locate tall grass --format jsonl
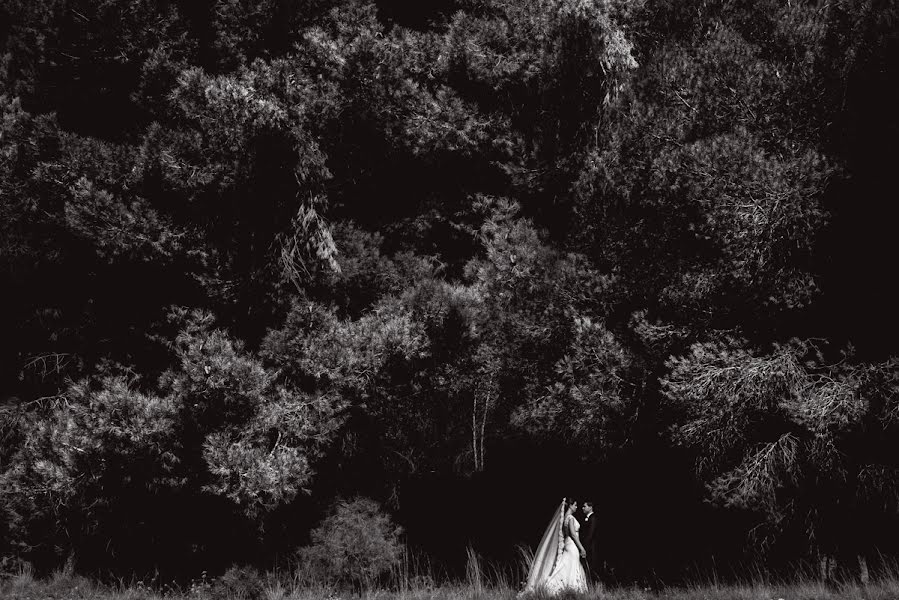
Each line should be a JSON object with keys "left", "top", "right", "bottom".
{"left": 5, "top": 559, "right": 899, "bottom": 600}
{"left": 464, "top": 546, "right": 524, "bottom": 594}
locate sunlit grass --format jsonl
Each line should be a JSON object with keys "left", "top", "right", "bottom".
{"left": 4, "top": 574, "right": 899, "bottom": 600}
{"left": 4, "top": 555, "right": 899, "bottom": 600}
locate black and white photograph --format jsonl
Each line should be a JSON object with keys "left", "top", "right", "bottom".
{"left": 1, "top": 0, "right": 898, "bottom": 598}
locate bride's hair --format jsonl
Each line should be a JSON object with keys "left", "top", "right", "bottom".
{"left": 564, "top": 497, "right": 577, "bottom": 511}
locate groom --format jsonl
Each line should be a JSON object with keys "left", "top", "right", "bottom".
{"left": 579, "top": 500, "right": 600, "bottom": 584}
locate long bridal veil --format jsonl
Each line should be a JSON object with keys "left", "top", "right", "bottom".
{"left": 521, "top": 499, "right": 566, "bottom": 594}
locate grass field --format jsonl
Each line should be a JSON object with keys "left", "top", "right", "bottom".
{"left": 4, "top": 567, "right": 899, "bottom": 600}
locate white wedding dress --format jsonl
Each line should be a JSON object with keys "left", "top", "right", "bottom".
{"left": 521, "top": 502, "right": 589, "bottom": 596}
{"left": 543, "top": 514, "right": 588, "bottom": 594}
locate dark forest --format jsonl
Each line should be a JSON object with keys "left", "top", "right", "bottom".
{"left": 2, "top": 0, "right": 899, "bottom": 589}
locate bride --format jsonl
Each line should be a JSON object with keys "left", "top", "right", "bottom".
{"left": 521, "top": 497, "right": 589, "bottom": 595}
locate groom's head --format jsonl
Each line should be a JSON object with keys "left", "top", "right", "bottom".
{"left": 581, "top": 501, "right": 594, "bottom": 516}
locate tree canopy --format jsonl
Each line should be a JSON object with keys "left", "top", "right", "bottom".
{"left": 2, "top": 0, "right": 898, "bottom": 585}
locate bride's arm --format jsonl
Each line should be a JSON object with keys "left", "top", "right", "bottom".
{"left": 568, "top": 516, "right": 587, "bottom": 558}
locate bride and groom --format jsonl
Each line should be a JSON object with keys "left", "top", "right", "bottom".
{"left": 521, "top": 497, "right": 598, "bottom": 596}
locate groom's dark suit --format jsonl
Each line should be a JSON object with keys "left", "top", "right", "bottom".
{"left": 579, "top": 511, "right": 599, "bottom": 583}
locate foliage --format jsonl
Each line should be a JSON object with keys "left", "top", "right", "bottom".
{"left": 514, "top": 315, "right": 634, "bottom": 452}
{"left": 0, "top": 311, "right": 345, "bottom": 568}
{"left": 162, "top": 310, "right": 345, "bottom": 518}
{"left": 664, "top": 339, "right": 899, "bottom": 556}
{"left": 296, "top": 497, "right": 403, "bottom": 589}
{"left": 0, "top": 376, "right": 180, "bottom": 562}
{"left": 208, "top": 565, "right": 265, "bottom": 600}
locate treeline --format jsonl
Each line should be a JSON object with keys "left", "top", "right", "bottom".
{"left": 1, "top": 0, "right": 898, "bottom": 586}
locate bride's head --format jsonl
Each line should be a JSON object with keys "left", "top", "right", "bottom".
{"left": 564, "top": 497, "right": 577, "bottom": 515}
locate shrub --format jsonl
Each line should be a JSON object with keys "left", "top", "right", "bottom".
{"left": 208, "top": 565, "right": 265, "bottom": 600}
{"left": 0, "top": 566, "right": 95, "bottom": 600}
{"left": 0, "top": 556, "right": 30, "bottom": 580}
{"left": 296, "top": 497, "right": 403, "bottom": 589}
